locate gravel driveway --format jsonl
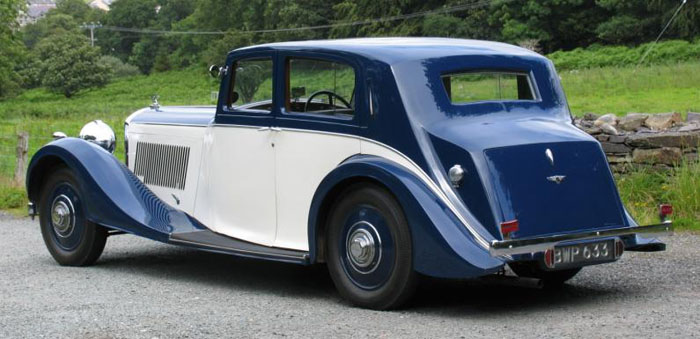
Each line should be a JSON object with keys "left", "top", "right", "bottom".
{"left": 1, "top": 213, "right": 698, "bottom": 338}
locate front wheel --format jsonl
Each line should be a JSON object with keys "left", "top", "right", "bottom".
{"left": 326, "top": 184, "right": 417, "bottom": 310}
{"left": 38, "top": 167, "right": 108, "bottom": 266}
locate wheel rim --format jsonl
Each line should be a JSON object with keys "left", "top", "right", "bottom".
{"left": 346, "top": 222, "right": 382, "bottom": 273}
{"left": 51, "top": 195, "right": 75, "bottom": 238}
{"left": 339, "top": 204, "right": 395, "bottom": 290}
{"left": 47, "top": 183, "right": 85, "bottom": 251}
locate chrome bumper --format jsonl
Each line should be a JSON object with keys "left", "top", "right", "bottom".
{"left": 490, "top": 221, "right": 673, "bottom": 256}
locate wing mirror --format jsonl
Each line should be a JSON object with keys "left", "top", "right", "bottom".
{"left": 209, "top": 65, "right": 223, "bottom": 78}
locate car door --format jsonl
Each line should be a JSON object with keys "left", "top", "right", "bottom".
{"left": 271, "top": 53, "right": 365, "bottom": 251}
{"left": 196, "top": 54, "right": 279, "bottom": 246}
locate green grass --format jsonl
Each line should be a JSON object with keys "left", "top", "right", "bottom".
{"left": 560, "top": 62, "right": 700, "bottom": 116}
{"left": 616, "top": 160, "right": 700, "bottom": 231}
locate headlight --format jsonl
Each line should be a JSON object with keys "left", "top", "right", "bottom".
{"left": 79, "top": 120, "right": 116, "bottom": 153}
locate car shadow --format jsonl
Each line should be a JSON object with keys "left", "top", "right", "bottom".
{"left": 93, "top": 240, "right": 633, "bottom": 315}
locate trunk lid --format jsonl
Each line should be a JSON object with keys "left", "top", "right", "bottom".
{"left": 484, "top": 141, "right": 626, "bottom": 238}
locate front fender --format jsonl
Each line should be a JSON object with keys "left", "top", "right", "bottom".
{"left": 26, "top": 138, "right": 203, "bottom": 242}
{"left": 309, "top": 155, "right": 504, "bottom": 279}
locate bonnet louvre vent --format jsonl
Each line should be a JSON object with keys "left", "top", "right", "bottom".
{"left": 133, "top": 141, "right": 190, "bottom": 190}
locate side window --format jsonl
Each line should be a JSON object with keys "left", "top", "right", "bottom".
{"left": 286, "top": 58, "right": 356, "bottom": 119}
{"left": 230, "top": 58, "right": 273, "bottom": 112}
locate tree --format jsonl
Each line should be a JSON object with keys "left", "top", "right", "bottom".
{"left": 53, "top": 0, "right": 103, "bottom": 23}
{"left": 99, "top": 0, "right": 158, "bottom": 60}
{"left": 21, "top": 13, "right": 81, "bottom": 49}
{"left": 35, "top": 33, "right": 110, "bottom": 97}
{"left": 0, "top": 0, "right": 26, "bottom": 98}
{"left": 490, "top": 0, "right": 608, "bottom": 52}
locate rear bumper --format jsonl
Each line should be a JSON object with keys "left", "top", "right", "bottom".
{"left": 490, "top": 221, "right": 673, "bottom": 256}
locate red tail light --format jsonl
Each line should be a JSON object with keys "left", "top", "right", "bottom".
{"left": 544, "top": 248, "right": 555, "bottom": 269}
{"left": 659, "top": 204, "right": 673, "bottom": 217}
{"left": 500, "top": 219, "right": 519, "bottom": 238}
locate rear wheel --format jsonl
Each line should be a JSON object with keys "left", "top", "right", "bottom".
{"left": 326, "top": 184, "right": 417, "bottom": 310}
{"left": 38, "top": 167, "right": 108, "bottom": 266}
{"left": 509, "top": 262, "right": 581, "bottom": 288}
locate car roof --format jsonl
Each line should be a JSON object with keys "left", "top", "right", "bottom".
{"left": 233, "top": 37, "right": 544, "bottom": 65}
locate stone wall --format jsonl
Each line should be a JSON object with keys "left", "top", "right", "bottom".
{"left": 574, "top": 112, "right": 700, "bottom": 172}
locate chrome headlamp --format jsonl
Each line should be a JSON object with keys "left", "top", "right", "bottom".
{"left": 79, "top": 120, "right": 116, "bottom": 153}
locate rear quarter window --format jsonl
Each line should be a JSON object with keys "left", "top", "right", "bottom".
{"left": 441, "top": 72, "right": 537, "bottom": 104}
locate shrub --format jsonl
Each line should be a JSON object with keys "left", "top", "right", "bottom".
{"left": 549, "top": 40, "right": 700, "bottom": 70}
{"left": 98, "top": 55, "right": 141, "bottom": 79}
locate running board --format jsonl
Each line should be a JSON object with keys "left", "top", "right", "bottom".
{"left": 169, "top": 230, "right": 310, "bottom": 264}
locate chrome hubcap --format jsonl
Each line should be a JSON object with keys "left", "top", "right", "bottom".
{"left": 51, "top": 195, "right": 75, "bottom": 237}
{"left": 346, "top": 222, "right": 382, "bottom": 273}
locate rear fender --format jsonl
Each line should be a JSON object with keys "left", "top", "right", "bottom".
{"left": 26, "top": 138, "right": 204, "bottom": 242}
{"left": 309, "top": 155, "right": 504, "bottom": 279}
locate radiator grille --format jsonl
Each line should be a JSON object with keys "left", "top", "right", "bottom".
{"left": 133, "top": 141, "right": 190, "bottom": 190}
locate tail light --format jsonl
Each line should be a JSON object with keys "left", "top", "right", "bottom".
{"left": 544, "top": 248, "right": 555, "bottom": 269}
{"left": 659, "top": 204, "right": 673, "bottom": 222}
{"left": 500, "top": 219, "right": 519, "bottom": 239}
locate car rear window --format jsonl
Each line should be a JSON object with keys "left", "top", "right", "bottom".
{"left": 441, "top": 71, "right": 536, "bottom": 104}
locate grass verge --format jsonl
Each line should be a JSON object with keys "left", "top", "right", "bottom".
{"left": 616, "top": 159, "right": 700, "bottom": 231}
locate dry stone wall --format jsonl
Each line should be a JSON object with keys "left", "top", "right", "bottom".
{"left": 574, "top": 112, "right": 700, "bottom": 172}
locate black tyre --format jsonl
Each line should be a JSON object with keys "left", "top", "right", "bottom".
{"left": 326, "top": 184, "right": 417, "bottom": 310}
{"left": 509, "top": 262, "right": 581, "bottom": 288}
{"left": 38, "top": 167, "right": 108, "bottom": 266}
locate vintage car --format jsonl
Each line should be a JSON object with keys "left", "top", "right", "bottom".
{"left": 26, "top": 38, "right": 672, "bottom": 310}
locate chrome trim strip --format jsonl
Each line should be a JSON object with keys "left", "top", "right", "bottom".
{"left": 490, "top": 221, "right": 673, "bottom": 256}
{"left": 168, "top": 236, "right": 309, "bottom": 261}
{"left": 132, "top": 121, "right": 211, "bottom": 128}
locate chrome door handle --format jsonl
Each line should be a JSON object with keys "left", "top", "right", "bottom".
{"left": 257, "top": 127, "right": 282, "bottom": 132}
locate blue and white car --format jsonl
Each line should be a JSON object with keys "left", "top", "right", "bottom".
{"left": 27, "top": 38, "right": 672, "bottom": 309}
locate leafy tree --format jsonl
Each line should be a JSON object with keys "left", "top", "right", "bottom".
{"left": 53, "top": 0, "right": 103, "bottom": 23}
{"left": 35, "top": 33, "right": 110, "bottom": 97}
{"left": 21, "top": 13, "right": 81, "bottom": 49}
{"left": 202, "top": 30, "right": 253, "bottom": 66}
{"left": 490, "top": 0, "right": 608, "bottom": 52}
{"left": 649, "top": 0, "right": 700, "bottom": 40}
{"left": 99, "top": 0, "right": 158, "bottom": 60}
{"left": 0, "top": 0, "right": 26, "bottom": 98}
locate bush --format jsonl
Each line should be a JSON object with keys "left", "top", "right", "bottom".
{"left": 98, "top": 55, "right": 141, "bottom": 79}
{"left": 549, "top": 40, "right": 700, "bottom": 70}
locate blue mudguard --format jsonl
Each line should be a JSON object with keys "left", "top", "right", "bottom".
{"left": 309, "top": 155, "right": 505, "bottom": 279}
{"left": 26, "top": 138, "right": 205, "bottom": 242}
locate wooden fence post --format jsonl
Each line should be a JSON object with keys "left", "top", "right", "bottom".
{"left": 14, "top": 132, "right": 28, "bottom": 186}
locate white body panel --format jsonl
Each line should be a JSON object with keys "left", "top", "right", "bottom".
{"left": 273, "top": 129, "right": 360, "bottom": 250}
{"left": 195, "top": 125, "right": 278, "bottom": 246}
{"left": 127, "top": 118, "right": 433, "bottom": 252}
{"left": 126, "top": 123, "right": 206, "bottom": 214}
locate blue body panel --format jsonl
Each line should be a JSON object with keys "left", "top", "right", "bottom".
{"left": 309, "top": 155, "right": 504, "bottom": 279}
{"left": 26, "top": 138, "right": 205, "bottom": 242}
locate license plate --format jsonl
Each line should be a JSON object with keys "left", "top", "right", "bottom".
{"left": 551, "top": 240, "right": 615, "bottom": 269}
